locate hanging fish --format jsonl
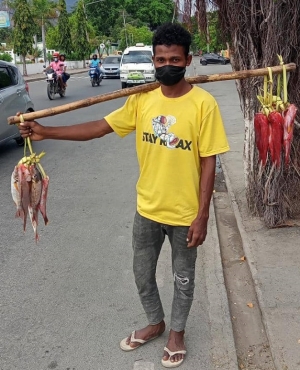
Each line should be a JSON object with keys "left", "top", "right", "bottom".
{"left": 38, "top": 176, "right": 50, "bottom": 226}
{"left": 254, "top": 112, "right": 269, "bottom": 166}
{"left": 268, "top": 111, "right": 284, "bottom": 168}
{"left": 11, "top": 166, "right": 24, "bottom": 219}
{"left": 282, "top": 104, "right": 297, "bottom": 165}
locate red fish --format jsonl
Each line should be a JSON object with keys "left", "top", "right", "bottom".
{"left": 282, "top": 104, "right": 297, "bottom": 165}
{"left": 254, "top": 112, "right": 269, "bottom": 166}
{"left": 29, "top": 164, "right": 43, "bottom": 225}
{"left": 17, "top": 164, "right": 32, "bottom": 231}
{"left": 38, "top": 176, "right": 49, "bottom": 225}
{"left": 268, "top": 111, "right": 284, "bottom": 168}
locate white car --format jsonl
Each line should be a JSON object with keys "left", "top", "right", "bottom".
{"left": 0, "top": 60, "right": 34, "bottom": 146}
{"left": 120, "top": 43, "right": 156, "bottom": 88}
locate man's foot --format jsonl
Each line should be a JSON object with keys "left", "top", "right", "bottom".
{"left": 120, "top": 320, "right": 165, "bottom": 351}
{"left": 162, "top": 329, "right": 186, "bottom": 367}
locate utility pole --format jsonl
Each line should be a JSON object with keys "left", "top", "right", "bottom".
{"left": 206, "top": 17, "right": 210, "bottom": 53}
{"left": 122, "top": 10, "right": 128, "bottom": 48}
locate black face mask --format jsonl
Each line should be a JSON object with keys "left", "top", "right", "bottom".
{"left": 155, "top": 65, "right": 186, "bottom": 86}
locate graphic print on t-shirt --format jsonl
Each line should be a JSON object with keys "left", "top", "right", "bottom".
{"left": 152, "top": 115, "right": 179, "bottom": 149}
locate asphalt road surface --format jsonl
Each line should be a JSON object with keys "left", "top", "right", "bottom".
{"left": 0, "top": 65, "right": 236, "bottom": 370}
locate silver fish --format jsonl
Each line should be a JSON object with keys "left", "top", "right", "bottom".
{"left": 11, "top": 166, "right": 24, "bottom": 219}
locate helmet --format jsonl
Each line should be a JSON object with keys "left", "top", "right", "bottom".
{"left": 53, "top": 52, "right": 60, "bottom": 58}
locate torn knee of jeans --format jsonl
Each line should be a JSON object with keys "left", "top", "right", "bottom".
{"left": 174, "top": 272, "right": 189, "bottom": 285}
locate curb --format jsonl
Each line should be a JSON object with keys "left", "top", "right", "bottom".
{"left": 204, "top": 202, "right": 239, "bottom": 369}
{"left": 25, "top": 70, "right": 87, "bottom": 83}
{"left": 219, "top": 155, "right": 278, "bottom": 369}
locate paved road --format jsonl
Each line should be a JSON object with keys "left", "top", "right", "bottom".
{"left": 0, "top": 65, "right": 237, "bottom": 370}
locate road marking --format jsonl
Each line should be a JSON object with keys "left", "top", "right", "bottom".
{"left": 70, "top": 76, "right": 89, "bottom": 79}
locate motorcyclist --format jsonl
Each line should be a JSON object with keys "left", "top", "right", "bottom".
{"left": 45, "top": 52, "right": 65, "bottom": 89}
{"left": 89, "top": 54, "right": 102, "bottom": 78}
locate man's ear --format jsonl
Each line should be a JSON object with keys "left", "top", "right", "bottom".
{"left": 186, "top": 54, "right": 192, "bottom": 66}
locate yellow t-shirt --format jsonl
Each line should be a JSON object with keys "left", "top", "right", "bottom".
{"left": 105, "top": 86, "right": 230, "bottom": 226}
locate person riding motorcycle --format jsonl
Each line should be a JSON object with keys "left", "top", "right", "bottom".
{"left": 59, "top": 54, "right": 69, "bottom": 87}
{"left": 45, "top": 52, "right": 65, "bottom": 89}
{"left": 89, "top": 54, "right": 102, "bottom": 78}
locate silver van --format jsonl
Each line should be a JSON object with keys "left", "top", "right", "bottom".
{"left": 0, "top": 60, "right": 34, "bottom": 146}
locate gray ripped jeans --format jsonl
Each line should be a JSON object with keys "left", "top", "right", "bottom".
{"left": 132, "top": 212, "right": 197, "bottom": 332}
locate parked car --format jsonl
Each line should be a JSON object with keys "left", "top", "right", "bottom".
{"left": 200, "top": 53, "right": 230, "bottom": 65}
{"left": 102, "top": 56, "right": 121, "bottom": 78}
{"left": 0, "top": 60, "right": 34, "bottom": 146}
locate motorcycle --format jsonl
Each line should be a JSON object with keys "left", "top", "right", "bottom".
{"left": 89, "top": 66, "right": 103, "bottom": 87}
{"left": 44, "top": 67, "right": 66, "bottom": 100}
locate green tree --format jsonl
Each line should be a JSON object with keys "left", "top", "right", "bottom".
{"left": 31, "top": 0, "right": 58, "bottom": 63}
{"left": 0, "top": 28, "right": 14, "bottom": 46}
{"left": 12, "top": 0, "right": 35, "bottom": 75}
{"left": 0, "top": 53, "right": 13, "bottom": 62}
{"left": 73, "top": 0, "right": 90, "bottom": 66}
{"left": 84, "top": 0, "right": 122, "bottom": 37}
{"left": 124, "top": 0, "right": 174, "bottom": 30}
{"left": 45, "top": 26, "right": 60, "bottom": 50}
{"left": 57, "top": 0, "right": 72, "bottom": 54}
{"left": 119, "top": 24, "right": 152, "bottom": 49}
{"left": 207, "top": 11, "right": 224, "bottom": 53}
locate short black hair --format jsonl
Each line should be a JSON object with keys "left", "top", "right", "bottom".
{"left": 152, "top": 22, "right": 191, "bottom": 57}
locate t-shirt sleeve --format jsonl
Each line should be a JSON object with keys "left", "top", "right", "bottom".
{"left": 104, "top": 95, "right": 138, "bottom": 137}
{"left": 198, "top": 101, "right": 230, "bottom": 157}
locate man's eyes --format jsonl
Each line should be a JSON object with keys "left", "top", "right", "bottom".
{"left": 156, "top": 58, "right": 180, "bottom": 63}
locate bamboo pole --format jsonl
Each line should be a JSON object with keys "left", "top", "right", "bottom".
{"left": 7, "top": 63, "right": 296, "bottom": 125}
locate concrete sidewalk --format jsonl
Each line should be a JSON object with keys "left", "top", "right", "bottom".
{"left": 201, "top": 65, "right": 300, "bottom": 370}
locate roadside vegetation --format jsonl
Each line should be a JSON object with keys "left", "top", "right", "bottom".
{"left": 1, "top": 0, "right": 226, "bottom": 68}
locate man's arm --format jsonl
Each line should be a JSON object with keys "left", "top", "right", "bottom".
{"left": 187, "top": 155, "right": 216, "bottom": 247}
{"left": 19, "top": 118, "right": 114, "bottom": 142}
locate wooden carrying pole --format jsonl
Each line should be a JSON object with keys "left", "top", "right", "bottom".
{"left": 7, "top": 63, "right": 296, "bottom": 125}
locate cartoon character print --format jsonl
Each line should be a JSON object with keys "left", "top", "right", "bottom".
{"left": 152, "top": 115, "right": 179, "bottom": 149}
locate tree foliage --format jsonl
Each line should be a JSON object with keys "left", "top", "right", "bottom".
{"left": 0, "top": 53, "right": 13, "bottom": 62}
{"left": 45, "top": 26, "right": 59, "bottom": 50}
{"left": 84, "top": 0, "right": 174, "bottom": 38}
{"left": 57, "top": 0, "right": 72, "bottom": 54}
{"left": 12, "top": 0, "right": 35, "bottom": 74}
{"left": 0, "top": 28, "right": 14, "bottom": 47}
{"left": 31, "top": 0, "right": 58, "bottom": 35}
{"left": 118, "top": 24, "right": 153, "bottom": 49}
{"left": 73, "top": 0, "right": 90, "bottom": 62}
{"left": 188, "top": 13, "right": 225, "bottom": 53}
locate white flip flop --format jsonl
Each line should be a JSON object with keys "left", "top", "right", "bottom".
{"left": 161, "top": 346, "right": 187, "bottom": 368}
{"left": 120, "top": 330, "right": 159, "bottom": 351}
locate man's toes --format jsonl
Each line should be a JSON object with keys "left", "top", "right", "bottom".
{"left": 126, "top": 336, "right": 133, "bottom": 346}
{"left": 163, "top": 352, "right": 169, "bottom": 361}
{"left": 171, "top": 354, "right": 183, "bottom": 363}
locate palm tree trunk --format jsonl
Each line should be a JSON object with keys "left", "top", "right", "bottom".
{"left": 22, "top": 55, "right": 27, "bottom": 76}
{"left": 41, "top": 18, "right": 47, "bottom": 64}
{"left": 34, "top": 35, "right": 38, "bottom": 63}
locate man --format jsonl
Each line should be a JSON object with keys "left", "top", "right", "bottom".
{"left": 89, "top": 54, "right": 102, "bottom": 78}
{"left": 19, "top": 23, "right": 229, "bottom": 368}
{"left": 45, "top": 52, "right": 65, "bottom": 89}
